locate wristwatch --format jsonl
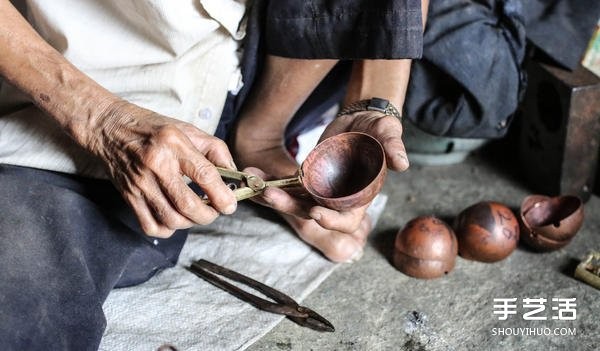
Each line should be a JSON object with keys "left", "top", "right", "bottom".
{"left": 337, "top": 97, "right": 402, "bottom": 119}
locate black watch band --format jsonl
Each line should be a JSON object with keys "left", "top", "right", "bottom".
{"left": 337, "top": 97, "right": 402, "bottom": 119}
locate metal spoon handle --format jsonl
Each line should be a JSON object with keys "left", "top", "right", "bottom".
{"left": 263, "top": 176, "right": 302, "bottom": 189}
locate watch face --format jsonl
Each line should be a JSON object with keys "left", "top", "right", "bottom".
{"left": 368, "top": 97, "right": 390, "bottom": 113}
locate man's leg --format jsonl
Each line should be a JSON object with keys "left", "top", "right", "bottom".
{"left": 233, "top": 56, "right": 338, "bottom": 177}
{"left": 0, "top": 165, "right": 186, "bottom": 350}
{"left": 232, "top": 56, "right": 374, "bottom": 262}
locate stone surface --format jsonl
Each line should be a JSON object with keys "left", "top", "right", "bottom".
{"left": 248, "top": 143, "right": 599, "bottom": 351}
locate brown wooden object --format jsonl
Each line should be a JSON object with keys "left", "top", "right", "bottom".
{"left": 454, "top": 202, "right": 519, "bottom": 263}
{"left": 300, "top": 132, "right": 387, "bottom": 210}
{"left": 393, "top": 216, "right": 458, "bottom": 279}
{"left": 519, "top": 194, "right": 584, "bottom": 251}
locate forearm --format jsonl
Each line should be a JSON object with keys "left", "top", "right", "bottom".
{"left": 344, "top": 0, "right": 429, "bottom": 109}
{"left": 0, "top": 0, "right": 120, "bottom": 149}
{"left": 233, "top": 56, "right": 337, "bottom": 175}
{"left": 237, "top": 56, "right": 337, "bottom": 139}
{"left": 0, "top": 1, "right": 242, "bottom": 235}
{"left": 343, "top": 59, "right": 412, "bottom": 108}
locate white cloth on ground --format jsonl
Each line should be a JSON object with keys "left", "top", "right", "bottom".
{"left": 100, "top": 195, "right": 387, "bottom": 351}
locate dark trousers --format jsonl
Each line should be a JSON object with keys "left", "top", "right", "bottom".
{"left": 0, "top": 165, "right": 187, "bottom": 350}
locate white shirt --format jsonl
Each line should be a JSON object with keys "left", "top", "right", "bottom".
{"left": 0, "top": 0, "right": 246, "bottom": 178}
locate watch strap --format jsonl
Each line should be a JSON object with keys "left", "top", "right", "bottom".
{"left": 337, "top": 97, "right": 402, "bottom": 119}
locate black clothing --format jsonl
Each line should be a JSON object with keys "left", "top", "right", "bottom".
{"left": 403, "top": 0, "right": 600, "bottom": 139}
{"left": 404, "top": 0, "right": 527, "bottom": 138}
{"left": 216, "top": 0, "right": 424, "bottom": 141}
{"left": 523, "top": 0, "right": 600, "bottom": 70}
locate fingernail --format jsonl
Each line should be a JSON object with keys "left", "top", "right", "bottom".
{"left": 309, "top": 210, "right": 322, "bottom": 221}
{"left": 223, "top": 202, "right": 237, "bottom": 215}
{"left": 229, "top": 160, "right": 238, "bottom": 170}
{"left": 345, "top": 248, "right": 364, "bottom": 263}
{"left": 396, "top": 152, "right": 409, "bottom": 168}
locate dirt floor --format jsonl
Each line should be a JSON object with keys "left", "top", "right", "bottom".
{"left": 248, "top": 139, "right": 599, "bottom": 351}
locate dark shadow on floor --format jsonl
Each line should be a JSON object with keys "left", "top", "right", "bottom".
{"left": 559, "top": 257, "right": 581, "bottom": 280}
{"left": 469, "top": 118, "right": 528, "bottom": 190}
{"left": 371, "top": 228, "right": 399, "bottom": 265}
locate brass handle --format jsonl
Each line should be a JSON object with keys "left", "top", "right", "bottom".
{"left": 202, "top": 169, "right": 303, "bottom": 204}
{"left": 263, "top": 176, "right": 302, "bottom": 189}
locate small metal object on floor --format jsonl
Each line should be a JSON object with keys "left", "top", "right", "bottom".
{"left": 575, "top": 251, "right": 600, "bottom": 290}
{"left": 188, "top": 259, "right": 335, "bottom": 332}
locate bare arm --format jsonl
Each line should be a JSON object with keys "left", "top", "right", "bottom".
{"left": 0, "top": 0, "right": 117, "bottom": 147}
{"left": 0, "top": 0, "right": 237, "bottom": 237}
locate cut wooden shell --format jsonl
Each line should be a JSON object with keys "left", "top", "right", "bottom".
{"left": 520, "top": 195, "right": 584, "bottom": 251}
{"left": 393, "top": 216, "right": 458, "bottom": 279}
{"left": 454, "top": 201, "right": 519, "bottom": 262}
{"left": 301, "top": 132, "right": 387, "bottom": 210}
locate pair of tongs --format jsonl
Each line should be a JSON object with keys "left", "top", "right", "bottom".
{"left": 188, "top": 259, "right": 335, "bottom": 332}
{"left": 207, "top": 167, "right": 302, "bottom": 202}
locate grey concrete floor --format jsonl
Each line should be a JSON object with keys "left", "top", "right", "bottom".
{"left": 248, "top": 143, "right": 599, "bottom": 351}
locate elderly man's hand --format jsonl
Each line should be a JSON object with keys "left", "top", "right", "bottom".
{"left": 88, "top": 101, "right": 237, "bottom": 238}
{"left": 320, "top": 110, "right": 409, "bottom": 172}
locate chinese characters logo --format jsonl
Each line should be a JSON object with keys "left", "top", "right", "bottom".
{"left": 493, "top": 297, "right": 577, "bottom": 321}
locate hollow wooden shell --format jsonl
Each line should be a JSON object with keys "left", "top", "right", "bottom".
{"left": 454, "top": 201, "right": 519, "bottom": 263}
{"left": 300, "top": 132, "right": 386, "bottom": 211}
{"left": 520, "top": 195, "right": 584, "bottom": 251}
{"left": 393, "top": 216, "right": 458, "bottom": 279}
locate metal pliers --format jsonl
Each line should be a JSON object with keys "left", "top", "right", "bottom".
{"left": 211, "top": 167, "right": 301, "bottom": 202}
{"left": 189, "top": 259, "right": 335, "bottom": 332}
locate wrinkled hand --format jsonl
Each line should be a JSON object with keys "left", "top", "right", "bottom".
{"left": 87, "top": 101, "right": 237, "bottom": 238}
{"left": 320, "top": 110, "right": 409, "bottom": 172}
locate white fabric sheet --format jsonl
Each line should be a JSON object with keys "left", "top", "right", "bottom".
{"left": 100, "top": 195, "right": 387, "bottom": 351}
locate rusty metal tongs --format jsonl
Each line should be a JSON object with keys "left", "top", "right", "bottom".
{"left": 188, "top": 259, "right": 335, "bottom": 332}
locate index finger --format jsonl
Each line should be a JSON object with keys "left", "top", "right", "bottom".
{"left": 179, "top": 155, "right": 237, "bottom": 215}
